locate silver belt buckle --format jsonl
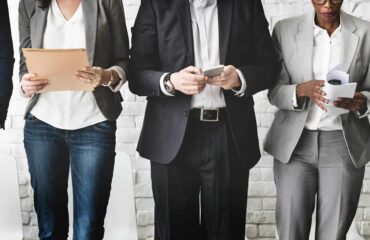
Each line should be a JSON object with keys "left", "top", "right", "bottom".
{"left": 200, "top": 108, "right": 219, "bottom": 122}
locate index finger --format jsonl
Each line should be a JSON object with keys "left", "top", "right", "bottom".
{"left": 22, "top": 73, "right": 37, "bottom": 80}
{"left": 184, "top": 66, "right": 202, "bottom": 75}
{"left": 315, "top": 80, "right": 326, "bottom": 86}
{"left": 183, "top": 73, "right": 207, "bottom": 82}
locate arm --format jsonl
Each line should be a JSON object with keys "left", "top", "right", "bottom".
{"left": 358, "top": 58, "right": 370, "bottom": 117}
{"left": 268, "top": 21, "right": 329, "bottom": 112}
{"left": 106, "top": 0, "right": 129, "bottom": 91}
{"left": 128, "top": 0, "right": 167, "bottom": 97}
{"left": 267, "top": 21, "right": 308, "bottom": 111}
{"left": 334, "top": 60, "right": 370, "bottom": 118}
{"left": 18, "top": 0, "right": 48, "bottom": 98}
{"left": 75, "top": 0, "right": 130, "bottom": 92}
{"left": 19, "top": 0, "right": 32, "bottom": 80}
{"left": 0, "top": 1, "right": 14, "bottom": 128}
{"left": 238, "top": 0, "right": 279, "bottom": 97}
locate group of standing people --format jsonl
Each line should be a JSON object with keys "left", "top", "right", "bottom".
{"left": 0, "top": 0, "right": 369, "bottom": 239}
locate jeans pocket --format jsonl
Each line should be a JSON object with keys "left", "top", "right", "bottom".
{"left": 92, "top": 121, "right": 116, "bottom": 134}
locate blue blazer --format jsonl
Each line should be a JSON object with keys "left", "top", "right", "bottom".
{"left": 0, "top": 1, "right": 14, "bottom": 129}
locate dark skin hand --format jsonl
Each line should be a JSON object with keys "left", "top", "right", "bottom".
{"left": 334, "top": 92, "right": 368, "bottom": 113}
{"left": 296, "top": 80, "right": 329, "bottom": 112}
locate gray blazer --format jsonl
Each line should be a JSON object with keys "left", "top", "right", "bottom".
{"left": 18, "top": 0, "right": 129, "bottom": 121}
{"left": 264, "top": 11, "right": 370, "bottom": 168}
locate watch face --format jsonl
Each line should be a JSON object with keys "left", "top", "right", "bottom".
{"left": 164, "top": 76, "right": 175, "bottom": 94}
{"left": 164, "top": 81, "right": 173, "bottom": 93}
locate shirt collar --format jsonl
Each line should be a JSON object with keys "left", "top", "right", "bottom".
{"left": 312, "top": 11, "right": 342, "bottom": 36}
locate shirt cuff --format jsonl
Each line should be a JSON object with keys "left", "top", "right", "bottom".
{"left": 232, "top": 69, "right": 247, "bottom": 97}
{"left": 293, "top": 85, "right": 298, "bottom": 107}
{"left": 159, "top": 73, "right": 175, "bottom": 97}
{"left": 107, "top": 66, "right": 126, "bottom": 92}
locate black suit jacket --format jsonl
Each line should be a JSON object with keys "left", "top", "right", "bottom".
{"left": 0, "top": 1, "right": 14, "bottom": 129}
{"left": 129, "top": 0, "right": 278, "bottom": 168}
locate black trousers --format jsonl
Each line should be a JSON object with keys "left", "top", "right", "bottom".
{"left": 151, "top": 119, "right": 250, "bottom": 240}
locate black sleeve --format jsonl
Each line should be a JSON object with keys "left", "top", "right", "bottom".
{"left": 128, "top": 0, "right": 167, "bottom": 97}
{"left": 108, "top": 0, "right": 129, "bottom": 74}
{"left": 0, "top": 1, "right": 15, "bottom": 128}
{"left": 238, "top": 0, "right": 279, "bottom": 97}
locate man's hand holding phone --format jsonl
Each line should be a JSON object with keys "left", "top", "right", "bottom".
{"left": 206, "top": 65, "right": 241, "bottom": 90}
{"left": 170, "top": 66, "right": 208, "bottom": 95}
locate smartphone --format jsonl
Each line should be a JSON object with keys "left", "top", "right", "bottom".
{"left": 202, "top": 65, "right": 224, "bottom": 77}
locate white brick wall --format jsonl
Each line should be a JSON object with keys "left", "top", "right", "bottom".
{"left": 3, "top": 0, "right": 370, "bottom": 239}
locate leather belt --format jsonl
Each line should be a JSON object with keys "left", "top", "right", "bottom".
{"left": 189, "top": 108, "right": 227, "bottom": 122}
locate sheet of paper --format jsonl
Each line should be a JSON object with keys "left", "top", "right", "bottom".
{"left": 322, "top": 66, "right": 357, "bottom": 115}
{"left": 23, "top": 48, "right": 94, "bottom": 93}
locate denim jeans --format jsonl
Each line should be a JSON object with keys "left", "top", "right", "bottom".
{"left": 24, "top": 114, "right": 116, "bottom": 240}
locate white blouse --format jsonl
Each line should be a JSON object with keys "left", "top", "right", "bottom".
{"left": 304, "top": 20, "right": 343, "bottom": 131}
{"left": 31, "top": 0, "right": 107, "bottom": 130}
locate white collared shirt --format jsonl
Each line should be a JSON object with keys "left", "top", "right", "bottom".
{"left": 294, "top": 16, "right": 344, "bottom": 131}
{"left": 160, "top": 0, "right": 247, "bottom": 108}
{"left": 31, "top": 0, "right": 107, "bottom": 130}
{"left": 305, "top": 21, "right": 343, "bottom": 130}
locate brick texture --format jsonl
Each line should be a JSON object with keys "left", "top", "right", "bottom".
{"left": 4, "top": 0, "right": 370, "bottom": 239}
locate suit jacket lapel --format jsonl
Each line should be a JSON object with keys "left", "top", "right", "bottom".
{"left": 340, "top": 12, "right": 359, "bottom": 77}
{"left": 218, "top": 0, "right": 233, "bottom": 64}
{"left": 32, "top": 6, "right": 48, "bottom": 48}
{"left": 82, "top": 0, "right": 97, "bottom": 66}
{"left": 296, "top": 13, "right": 314, "bottom": 83}
{"left": 173, "top": 0, "right": 194, "bottom": 65}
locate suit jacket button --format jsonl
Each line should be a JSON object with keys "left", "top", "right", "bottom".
{"left": 184, "top": 110, "right": 189, "bottom": 117}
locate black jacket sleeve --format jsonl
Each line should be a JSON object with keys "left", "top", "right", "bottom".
{"left": 238, "top": 0, "right": 279, "bottom": 97}
{"left": 0, "top": 1, "right": 15, "bottom": 128}
{"left": 128, "top": 0, "right": 167, "bottom": 97}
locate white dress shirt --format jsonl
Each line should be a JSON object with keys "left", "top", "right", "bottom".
{"left": 31, "top": 0, "right": 108, "bottom": 130}
{"left": 294, "top": 18, "right": 343, "bottom": 131}
{"left": 160, "top": 0, "right": 247, "bottom": 109}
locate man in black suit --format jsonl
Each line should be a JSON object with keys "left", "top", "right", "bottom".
{"left": 129, "top": 0, "right": 278, "bottom": 239}
{"left": 0, "top": 1, "right": 14, "bottom": 129}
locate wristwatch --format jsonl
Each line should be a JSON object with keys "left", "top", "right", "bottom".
{"left": 164, "top": 73, "right": 176, "bottom": 95}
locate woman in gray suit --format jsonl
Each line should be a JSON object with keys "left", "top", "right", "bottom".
{"left": 264, "top": 0, "right": 370, "bottom": 239}
{"left": 19, "top": 0, "right": 129, "bottom": 239}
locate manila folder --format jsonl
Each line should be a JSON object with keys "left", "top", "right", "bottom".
{"left": 22, "top": 48, "right": 94, "bottom": 93}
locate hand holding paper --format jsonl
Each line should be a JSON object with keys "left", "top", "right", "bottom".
{"left": 321, "top": 66, "right": 357, "bottom": 114}
{"left": 22, "top": 48, "right": 94, "bottom": 93}
{"left": 21, "top": 73, "right": 49, "bottom": 97}
{"left": 74, "top": 66, "right": 112, "bottom": 88}
{"left": 334, "top": 92, "right": 368, "bottom": 113}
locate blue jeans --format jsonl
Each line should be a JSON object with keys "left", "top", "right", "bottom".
{"left": 24, "top": 114, "right": 116, "bottom": 240}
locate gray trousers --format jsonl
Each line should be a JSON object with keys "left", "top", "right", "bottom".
{"left": 274, "top": 130, "right": 365, "bottom": 240}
